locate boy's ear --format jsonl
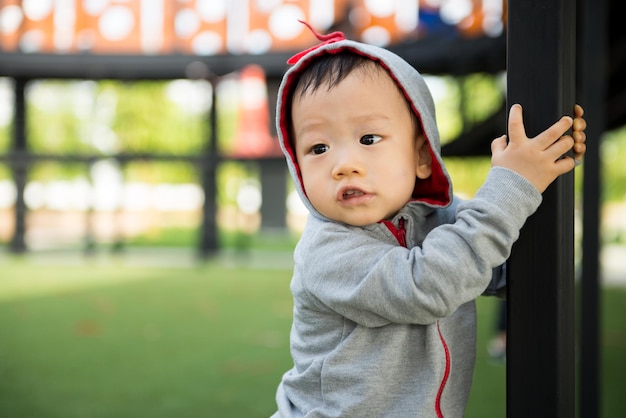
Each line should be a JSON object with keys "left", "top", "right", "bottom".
{"left": 415, "top": 135, "right": 433, "bottom": 179}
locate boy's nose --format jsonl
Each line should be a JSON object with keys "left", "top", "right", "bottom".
{"left": 332, "top": 150, "right": 365, "bottom": 179}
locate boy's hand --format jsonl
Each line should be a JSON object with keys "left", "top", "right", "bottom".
{"left": 491, "top": 104, "right": 586, "bottom": 193}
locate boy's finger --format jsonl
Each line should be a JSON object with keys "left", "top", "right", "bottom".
{"left": 536, "top": 116, "right": 573, "bottom": 147}
{"left": 507, "top": 104, "right": 525, "bottom": 142}
{"left": 554, "top": 154, "right": 577, "bottom": 173}
{"left": 573, "top": 142, "right": 587, "bottom": 158}
{"left": 545, "top": 135, "right": 575, "bottom": 161}
{"left": 573, "top": 141, "right": 587, "bottom": 151}
{"left": 574, "top": 104, "right": 584, "bottom": 118}
{"left": 573, "top": 130, "right": 586, "bottom": 143}
{"left": 491, "top": 135, "right": 507, "bottom": 154}
{"left": 573, "top": 117, "right": 586, "bottom": 132}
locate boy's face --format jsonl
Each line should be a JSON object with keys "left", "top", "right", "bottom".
{"left": 291, "top": 65, "right": 432, "bottom": 226}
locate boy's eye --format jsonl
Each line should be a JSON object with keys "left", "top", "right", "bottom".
{"left": 311, "top": 144, "right": 329, "bottom": 155}
{"left": 360, "top": 134, "right": 382, "bottom": 145}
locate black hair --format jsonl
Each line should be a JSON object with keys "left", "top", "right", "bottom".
{"left": 291, "top": 51, "right": 377, "bottom": 101}
{"left": 288, "top": 50, "right": 420, "bottom": 137}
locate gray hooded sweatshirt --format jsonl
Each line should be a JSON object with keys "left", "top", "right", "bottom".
{"left": 272, "top": 27, "right": 542, "bottom": 418}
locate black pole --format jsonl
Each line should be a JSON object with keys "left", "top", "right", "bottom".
{"left": 10, "top": 78, "right": 28, "bottom": 254}
{"left": 506, "top": 0, "right": 576, "bottom": 417}
{"left": 578, "top": 0, "right": 606, "bottom": 415}
{"left": 199, "top": 77, "right": 219, "bottom": 258}
{"left": 259, "top": 159, "right": 287, "bottom": 231}
{"left": 259, "top": 78, "right": 288, "bottom": 232}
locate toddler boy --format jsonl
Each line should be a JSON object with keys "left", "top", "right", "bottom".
{"left": 272, "top": 25, "right": 586, "bottom": 418}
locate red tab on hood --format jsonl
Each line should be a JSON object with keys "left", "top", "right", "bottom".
{"left": 287, "top": 20, "right": 346, "bottom": 65}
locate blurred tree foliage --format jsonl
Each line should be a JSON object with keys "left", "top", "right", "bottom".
{"left": 443, "top": 156, "right": 491, "bottom": 197}
{"left": 0, "top": 78, "right": 13, "bottom": 153}
{"left": 122, "top": 161, "right": 198, "bottom": 185}
{"left": 436, "top": 73, "right": 504, "bottom": 196}
{"left": 24, "top": 80, "right": 210, "bottom": 155}
{"left": 110, "top": 80, "right": 206, "bottom": 154}
{"left": 217, "top": 161, "right": 258, "bottom": 208}
{"left": 0, "top": 164, "right": 8, "bottom": 180}
{"left": 433, "top": 73, "right": 505, "bottom": 145}
{"left": 602, "top": 125, "right": 626, "bottom": 202}
{"left": 0, "top": 78, "right": 240, "bottom": 184}
{"left": 0, "top": 126, "right": 8, "bottom": 152}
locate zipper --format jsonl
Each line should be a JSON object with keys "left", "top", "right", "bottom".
{"left": 381, "top": 217, "right": 451, "bottom": 417}
{"left": 380, "top": 217, "right": 407, "bottom": 248}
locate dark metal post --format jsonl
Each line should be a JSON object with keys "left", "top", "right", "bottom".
{"left": 259, "top": 159, "right": 287, "bottom": 231}
{"left": 199, "top": 77, "right": 219, "bottom": 258}
{"left": 506, "top": 0, "right": 576, "bottom": 416}
{"left": 10, "top": 78, "right": 28, "bottom": 254}
{"left": 578, "top": 0, "right": 606, "bottom": 415}
{"left": 258, "top": 78, "right": 288, "bottom": 232}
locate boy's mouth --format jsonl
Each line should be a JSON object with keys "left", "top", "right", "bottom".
{"left": 338, "top": 187, "right": 371, "bottom": 203}
{"left": 342, "top": 189, "right": 365, "bottom": 199}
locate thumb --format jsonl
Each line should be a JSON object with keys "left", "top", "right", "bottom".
{"left": 491, "top": 135, "right": 508, "bottom": 155}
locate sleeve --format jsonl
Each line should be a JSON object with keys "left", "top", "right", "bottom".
{"left": 295, "top": 167, "right": 541, "bottom": 327}
{"left": 483, "top": 263, "right": 507, "bottom": 298}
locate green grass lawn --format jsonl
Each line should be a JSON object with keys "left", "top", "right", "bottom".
{"left": 0, "top": 256, "right": 624, "bottom": 417}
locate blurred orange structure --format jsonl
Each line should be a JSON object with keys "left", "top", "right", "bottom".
{"left": 0, "top": 0, "right": 506, "bottom": 55}
{"left": 232, "top": 65, "right": 282, "bottom": 158}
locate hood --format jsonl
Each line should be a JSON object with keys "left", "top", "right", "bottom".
{"left": 276, "top": 23, "right": 453, "bottom": 220}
